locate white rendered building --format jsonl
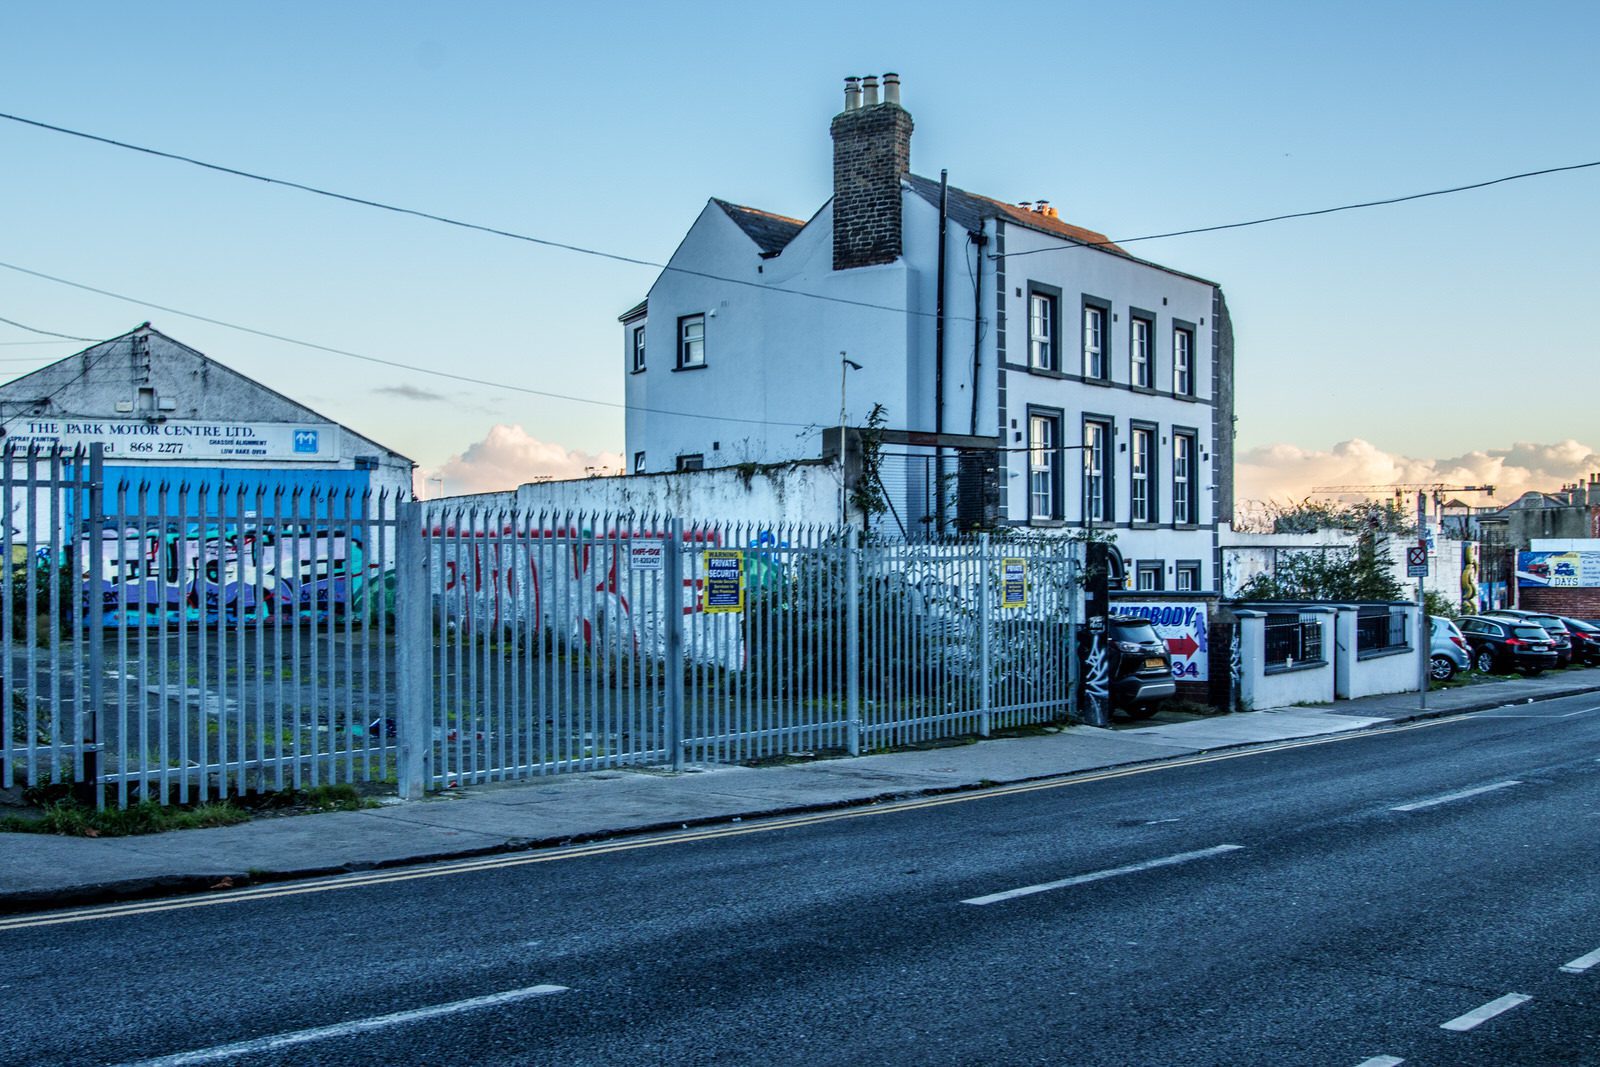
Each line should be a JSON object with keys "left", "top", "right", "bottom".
{"left": 623, "top": 73, "right": 1234, "bottom": 590}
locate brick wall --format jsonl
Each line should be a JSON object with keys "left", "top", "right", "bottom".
{"left": 1518, "top": 586, "right": 1600, "bottom": 620}
{"left": 830, "top": 104, "right": 913, "bottom": 271}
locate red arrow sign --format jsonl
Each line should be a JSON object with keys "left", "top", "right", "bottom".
{"left": 1166, "top": 634, "right": 1200, "bottom": 658}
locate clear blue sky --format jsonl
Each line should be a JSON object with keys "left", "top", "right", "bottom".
{"left": 3, "top": 1, "right": 1596, "bottom": 487}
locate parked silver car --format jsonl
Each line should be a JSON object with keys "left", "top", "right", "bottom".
{"left": 1430, "top": 615, "right": 1470, "bottom": 681}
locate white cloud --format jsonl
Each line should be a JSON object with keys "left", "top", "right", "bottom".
{"left": 1237, "top": 438, "right": 1600, "bottom": 510}
{"left": 420, "top": 425, "right": 624, "bottom": 497}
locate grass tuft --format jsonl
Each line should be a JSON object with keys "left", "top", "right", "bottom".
{"left": 0, "top": 799, "right": 249, "bottom": 837}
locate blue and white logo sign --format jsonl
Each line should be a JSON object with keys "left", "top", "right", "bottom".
{"left": 5, "top": 419, "right": 337, "bottom": 462}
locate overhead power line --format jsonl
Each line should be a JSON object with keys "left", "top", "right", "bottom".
{"left": 1002, "top": 159, "right": 1600, "bottom": 260}
{"left": 4, "top": 110, "right": 1594, "bottom": 277}
{"left": 0, "top": 313, "right": 98, "bottom": 341}
{"left": 0, "top": 110, "right": 954, "bottom": 322}
{"left": 0, "top": 262, "right": 820, "bottom": 431}
{"left": 4, "top": 110, "right": 1594, "bottom": 437}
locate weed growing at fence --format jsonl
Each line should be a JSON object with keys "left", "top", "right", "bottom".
{"left": 6, "top": 561, "right": 77, "bottom": 643}
{"left": 0, "top": 782, "right": 379, "bottom": 835}
{"left": 8, "top": 689, "right": 53, "bottom": 747}
{"left": 0, "top": 798, "right": 250, "bottom": 836}
{"left": 247, "top": 782, "right": 377, "bottom": 814}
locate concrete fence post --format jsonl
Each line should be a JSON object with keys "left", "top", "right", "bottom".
{"left": 1234, "top": 610, "right": 1264, "bottom": 712}
{"left": 1309, "top": 607, "right": 1338, "bottom": 703}
{"left": 1333, "top": 605, "right": 1357, "bottom": 700}
{"left": 395, "top": 500, "right": 432, "bottom": 800}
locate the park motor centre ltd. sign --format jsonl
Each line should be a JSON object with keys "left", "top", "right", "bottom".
{"left": 6, "top": 419, "right": 337, "bottom": 462}
{"left": 1116, "top": 600, "right": 1209, "bottom": 682}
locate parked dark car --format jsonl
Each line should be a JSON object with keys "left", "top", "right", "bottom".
{"left": 1557, "top": 616, "right": 1600, "bottom": 665}
{"left": 1486, "top": 610, "right": 1573, "bottom": 667}
{"left": 1100, "top": 616, "right": 1175, "bottom": 720}
{"left": 1456, "top": 615, "right": 1559, "bottom": 676}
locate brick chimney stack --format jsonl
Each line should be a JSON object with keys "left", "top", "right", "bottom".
{"left": 831, "top": 71, "right": 913, "bottom": 271}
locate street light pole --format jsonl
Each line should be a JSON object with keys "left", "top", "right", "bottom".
{"left": 1417, "top": 490, "right": 1428, "bottom": 711}
{"left": 839, "top": 353, "right": 862, "bottom": 528}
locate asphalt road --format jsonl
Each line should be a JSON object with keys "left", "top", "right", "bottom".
{"left": 4, "top": 694, "right": 1598, "bottom": 1066}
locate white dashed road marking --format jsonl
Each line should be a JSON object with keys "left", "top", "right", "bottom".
{"left": 115, "top": 984, "right": 570, "bottom": 1066}
{"left": 1440, "top": 992, "right": 1532, "bottom": 1032}
{"left": 1391, "top": 780, "right": 1521, "bottom": 812}
{"left": 1353, "top": 1056, "right": 1404, "bottom": 1067}
{"left": 1560, "top": 945, "right": 1600, "bottom": 974}
{"left": 961, "top": 844, "right": 1244, "bottom": 906}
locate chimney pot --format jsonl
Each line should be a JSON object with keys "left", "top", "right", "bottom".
{"left": 882, "top": 72, "right": 901, "bottom": 105}
{"left": 843, "top": 76, "right": 861, "bottom": 111}
{"left": 1036, "top": 199, "right": 1050, "bottom": 214}
{"left": 830, "top": 70, "right": 914, "bottom": 271}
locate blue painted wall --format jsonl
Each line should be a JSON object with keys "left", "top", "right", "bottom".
{"left": 71, "top": 465, "right": 372, "bottom": 521}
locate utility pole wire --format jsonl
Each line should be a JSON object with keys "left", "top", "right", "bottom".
{"left": 4, "top": 111, "right": 1592, "bottom": 271}
{"left": 0, "top": 313, "right": 98, "bottom": 342}
{"left": 0, "top": 111, "right": 956, "bottom": 322}
{"left": 0, "top": 260, "right": 818, "bottom": 430}
{"left": 1000, "top": 159, "right": 1600, "bottom": 260}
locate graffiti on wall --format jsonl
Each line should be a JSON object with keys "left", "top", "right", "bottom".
{"left": 83, "top": 524, "right": 366, "bottom": 626}
{"left": 430, "top": 522, "right": 740, "bottom": 665}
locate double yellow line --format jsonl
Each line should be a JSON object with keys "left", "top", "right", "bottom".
{"left": 0, "top": 713, "right": 1465, "bottom": 932}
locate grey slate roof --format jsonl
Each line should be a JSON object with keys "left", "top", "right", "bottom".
{"left": 903, "top": 173, "right": 1217, "bottom": 287}
{"left": 712, "top": 199, "right": 807, "bottom": 255}
{"left": 903, "top": 173, "right": 1127, "bottom": 252}
{"left": 0, "top": 324, "right": 414, "bottom": 465}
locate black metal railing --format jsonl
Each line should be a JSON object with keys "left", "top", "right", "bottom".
{"left": 1356, "top": 607, "right": 1408, "bottom": 656}
{"left": 1264, "top": 612, "right": 1323, "bottom": 668}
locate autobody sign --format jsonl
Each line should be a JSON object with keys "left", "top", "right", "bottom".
{"left": 1115, "top": 601, "right": 1209, "bottom": 681}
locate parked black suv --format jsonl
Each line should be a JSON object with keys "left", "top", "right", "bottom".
{"left": 1456, "top": 615, "right": 1559, "bottom": 676}
{"left": 1101, "top": 616, "right": 1175, "bottom": 720}
{"left": 1486, "top": 610, "right": 1573, "bottom": 667}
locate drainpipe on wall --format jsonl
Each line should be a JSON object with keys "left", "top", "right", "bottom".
{"left": 969, "top": 224, "right": 986, "bottom": 436}
{"left": 934, "top": 168, "right": 949, "bottom": 537}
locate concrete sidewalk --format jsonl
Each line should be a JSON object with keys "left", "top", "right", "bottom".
{"left": 5, "top": 672, "right": 1598, "bottom": 914}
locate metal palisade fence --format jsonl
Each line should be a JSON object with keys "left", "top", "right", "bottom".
{"left": 1, "top": 445, "right": 402, "bottom": 807}
{"left": 423, "top": 510, "right": 1080, "bottom": 790}
{"left": 1, "top": 447, "right": 1082, "bottom": 808}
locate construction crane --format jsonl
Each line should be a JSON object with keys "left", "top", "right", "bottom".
{"left": 1312, "top": 482, "right": 1498, "bottom": 542}
{"left": 1311, "top": 482, "right": 1496, "bottom": 509}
